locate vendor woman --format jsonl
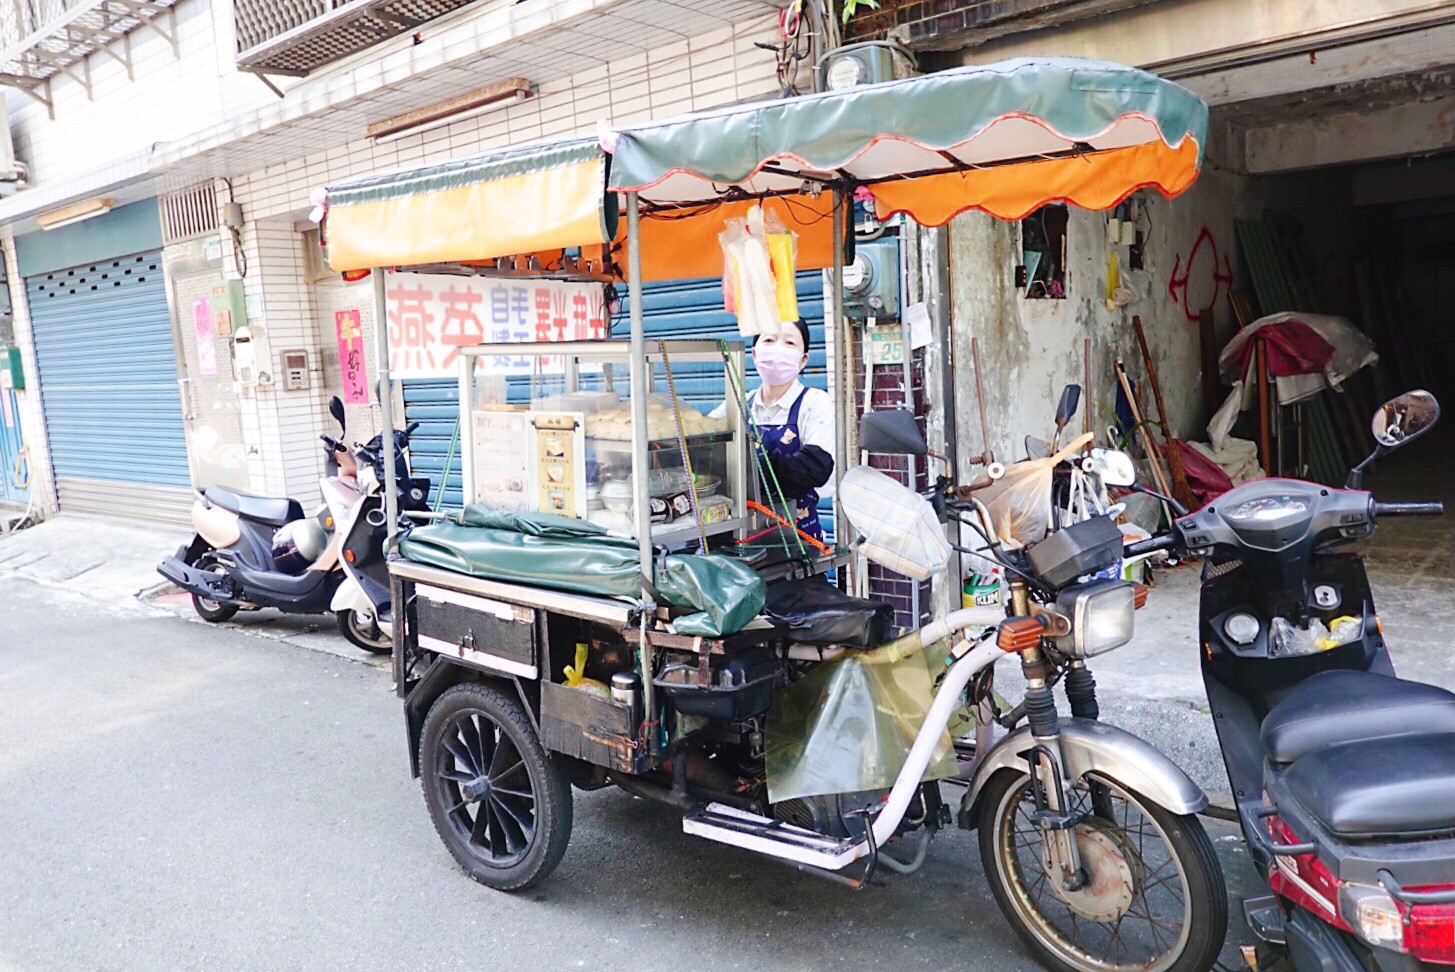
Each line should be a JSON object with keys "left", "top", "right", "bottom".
{"left": 711, "top": 319, "right": 835, "bottom": 544}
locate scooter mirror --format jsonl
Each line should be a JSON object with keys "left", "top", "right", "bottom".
{"left": 1055, "top": 384, "right": 1082, "bottom": 428}
{"left": 1086, "top": 448, "right": 1137, "bottom": 487}
{"left": 1372, "top": 390, "right": 1439, "bottom": 449}
{"left": 860, "top": 409, "right": 928, "bottom": 456}
{"left": 329, "top": 395, "right": 346, "bottom": 430}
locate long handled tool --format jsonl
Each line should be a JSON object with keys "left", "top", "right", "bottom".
{"left": 1115, "top": 359, "right": 1175, "bottom": 506}
{"left": 1132, "top": 316, "right": 1197, "bottom": 511}
{"left": 970, "top": 336, "right": 994, "bottom": 466}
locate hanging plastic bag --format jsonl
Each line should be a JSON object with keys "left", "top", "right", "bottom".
{"left": 976, "top": 433, "right": 1093, "bottom": 546}
{"left": 718, "top": 206, "right": 781, "bottom": 337}
{"left": 762, "top": 205, "right": 799, "bottom": 322}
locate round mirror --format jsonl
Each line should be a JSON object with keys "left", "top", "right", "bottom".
{"left": 328, "top": 395, "right": 346, "bottom": 430}
{"left": 1372, "top": 390, "right": 1439, "bottom": 449}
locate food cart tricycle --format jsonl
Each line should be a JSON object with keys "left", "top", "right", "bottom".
{"left": 318, "top": 57, "right": 1225, "bottom": 972}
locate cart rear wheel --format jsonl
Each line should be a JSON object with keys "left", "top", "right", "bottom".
{"left": 419, "top": 682, "right": 572, "bottom": 891}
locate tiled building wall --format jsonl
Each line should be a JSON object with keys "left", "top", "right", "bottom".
{"left": 5, "top": 0, "right": 276, "bottom": 198}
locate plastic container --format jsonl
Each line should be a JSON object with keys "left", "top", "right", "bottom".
{"left": 653, "top": 646, "right": 777, "bottom": 720}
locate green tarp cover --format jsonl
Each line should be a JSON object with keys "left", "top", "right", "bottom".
{"left": 610, "top": 57, "right": 1207, "bottom": 201}
{"left": 398, "top": 505, "right": 765, "bottom": 637}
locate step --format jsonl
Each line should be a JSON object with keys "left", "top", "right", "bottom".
{"left": 682, "top": 802, "right": 867, "bottom": 871}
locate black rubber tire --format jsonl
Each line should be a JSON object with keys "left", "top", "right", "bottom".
{"left": 189, "top": 551, "right": 238, "bottom": 623}
{"left": 336, "top": 609, "right": 392, "bottom": 654}
{"left": 419, "top": 682, "right": 572, "bottom": 891}
{"left": 977, "top": 769, "right": 1227, "bottom": 972}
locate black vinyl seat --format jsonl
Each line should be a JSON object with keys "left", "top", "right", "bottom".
{"left": 1260, "top": 669, "right": 1455, "bottom": 765}
{"left": 204, "top": 486, "right": 303, "bottom": 527}
{"left": 1284, "top": 732, "right": 1455, "bottom": 838}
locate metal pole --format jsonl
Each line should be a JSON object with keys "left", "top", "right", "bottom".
{"left": 625, "top": 192, "right": 657, "bottom": 752}
{"left": 373, "top": 268, "right": 400, "bottom": 542}
{"left": 830, "top": 188, "right": 855, "bottom": 592}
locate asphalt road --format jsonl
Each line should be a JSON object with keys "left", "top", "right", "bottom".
{"left": 0, "top": 578, "right": 1260, "bottom": 972}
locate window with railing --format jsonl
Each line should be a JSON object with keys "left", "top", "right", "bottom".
{"left": 234, "top": 0, "right": 484, "bottom": 76}
{"left": 0, "top": 0, "right": 183, "bottom": 115}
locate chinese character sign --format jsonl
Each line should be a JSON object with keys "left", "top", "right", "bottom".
{"left": 193, "top": 298, "right": 218, "bottom": 376}
{"left": 334, "top": 309, "right": 369, "bottom": 404}
{"left": 385, "top": 271, "right": 607, "bottom": 379}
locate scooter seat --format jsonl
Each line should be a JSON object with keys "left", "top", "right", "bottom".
{"left": 1260, "top": 669, "right": 1455, "bottom": 765}
{"left": 205, "top": 486, "right": 304, "bottom": 527}
{"left": 1284, "top": 732, "right": 1455, "bottom": 838}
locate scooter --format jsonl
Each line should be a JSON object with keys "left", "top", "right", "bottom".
{"left": 1125, "top": 390, "right": 1454, "bottom": 972}
{"left": 159, "top": 396, "right": 429, "bottom": 653}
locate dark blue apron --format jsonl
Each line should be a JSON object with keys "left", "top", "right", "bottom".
{"left": 754, "top": 387, "right": 825, "bottom": 545}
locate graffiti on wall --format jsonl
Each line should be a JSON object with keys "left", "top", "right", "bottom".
{"left": 1167, "top": 226, "right": 1233, "bottom": 322}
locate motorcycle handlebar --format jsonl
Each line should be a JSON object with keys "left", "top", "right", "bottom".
{"left": 1125, "top": 533, "right": 1177, "bottom": 557}
{"left": 1373, "top": 501, "right": 1445, "bottom": 518}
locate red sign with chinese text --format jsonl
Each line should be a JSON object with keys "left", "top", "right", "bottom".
{"left": 334, "top": 309, "right": 369, "bottom": 404}
{"left": 384, "top": 271, "right": 607, "bottom": 379}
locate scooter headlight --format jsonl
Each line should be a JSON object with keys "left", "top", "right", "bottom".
{"left": 1055, "top": 580, "right": 1135, "bottom": 658}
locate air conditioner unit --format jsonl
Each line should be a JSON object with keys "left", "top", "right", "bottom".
{"left": 0, "top": 122, "right": 29, "bottom": 197}
{"left": 819, "top": 42, "right": 918, "bottom": 92}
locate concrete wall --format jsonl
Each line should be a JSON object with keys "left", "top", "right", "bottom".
{"left": 947, "top": 145, "right": 1248, "bottom": 465}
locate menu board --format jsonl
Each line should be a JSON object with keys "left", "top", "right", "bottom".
{"left": 528, "top": 412, "right": 587, "bottom": 519}
{"left": 470, "top": 409, "right": 530, "bottom": 510}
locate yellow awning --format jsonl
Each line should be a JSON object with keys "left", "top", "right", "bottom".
{"left": 324, "top": 139, "right": 616, "bottom": 273}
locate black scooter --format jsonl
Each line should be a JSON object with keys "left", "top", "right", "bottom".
{"left": 1128, "top": 390, "right": 1454, "bottom": 972}
{"left": 159, "top": 397, "right": 429, "bottom": 651}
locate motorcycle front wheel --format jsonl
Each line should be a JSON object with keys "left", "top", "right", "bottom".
{"left": 336, "top": 609, "right": 392, "bottom": 654}
{"left": 977, "top": 770, "right": 1226, "bottom": 972}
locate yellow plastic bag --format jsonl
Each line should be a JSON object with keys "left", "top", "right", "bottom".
{"left": 767, "top": 231, "right": 799, "bottom": 321}
{"left": 563, "top": 642, "right": 610, "bottom": 698}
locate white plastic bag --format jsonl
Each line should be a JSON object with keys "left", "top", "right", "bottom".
{"left": 718, "top": 205, "right": 780, "bottom": 337}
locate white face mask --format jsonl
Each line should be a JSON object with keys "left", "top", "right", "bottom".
{"left": 754, "top": 342, "right": 804, "bottom": 385}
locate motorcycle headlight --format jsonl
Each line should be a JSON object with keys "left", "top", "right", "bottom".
{"left": 1055, "top": 580, "right": 1136, "bottom": 658}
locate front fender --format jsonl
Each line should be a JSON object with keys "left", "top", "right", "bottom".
{"left": 960, "top": 717, "right": 1207, "bottom": 827}
{"left": 330, "top": 575, "right": 374, "bottom": 616}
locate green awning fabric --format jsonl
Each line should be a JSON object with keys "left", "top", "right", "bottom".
{"left": 609, "top": 57, "right": 1208, "bottom": 216}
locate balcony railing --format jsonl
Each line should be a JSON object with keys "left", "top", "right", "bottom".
{"left": 235, "top": 0, "right": 481, "bottom": 76}
{"left": 0, "top": 0, "right": 184, "bottom": 114}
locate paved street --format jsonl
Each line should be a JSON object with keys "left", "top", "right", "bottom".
{"left": 0, "top": 577, "right": 1261, "bottom": 972}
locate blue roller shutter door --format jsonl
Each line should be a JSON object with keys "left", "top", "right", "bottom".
{"left": 28, "top": 250, "right": 192, "bottom": 522}
{"left": 403, "top": 273, "right": 830, "bottom": 534}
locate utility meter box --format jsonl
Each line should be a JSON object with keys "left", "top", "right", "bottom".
{"left": 0, "top": 346, "right": 23, "bottom": 389}
{"left": 212, "top": 279, "right": 246, "bottom": 336}
{"left": 842, "top": 238, "right": 900, "bottom": 320}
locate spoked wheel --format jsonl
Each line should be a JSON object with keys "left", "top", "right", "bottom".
{"left": 978, "top": 770, "right": 1226, "bottom": 972}
{"left": 335, "top": 609, "right": 392, "bottom": 654}
{"left": 419, "top": 683, "right": 572, "bottom": 890}
{"left": 189, "top": 551, "right": 238, "bottom": 623}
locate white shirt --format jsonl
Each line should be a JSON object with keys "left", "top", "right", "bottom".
{"left": 711, "top": 380, "right": 837, "bottom": 497}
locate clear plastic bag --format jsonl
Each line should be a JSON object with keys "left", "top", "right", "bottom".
{"left": 976, "top": 433, "right": 1092, "bottom": 546}
{"left": 764, "top": 631, "right": 959, "bottom": 803}
{"left": 718, "top": 205, "right": 785, "bottom": 337}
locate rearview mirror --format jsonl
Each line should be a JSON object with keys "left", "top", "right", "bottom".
{"left": 329, "top": 395, "right": 346, "bottom": 430}
{"left": 1372, "top": 390, "right": 1438, "bottom": 449}
{"left": 1085, "top": 448, "right": 1136, "bottom": 487}
{"left": 1055, "top": 384, "right": 1082, "bottom": 428}
{"left": 861, "top": 409, "right": 927, "bottom": 456}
